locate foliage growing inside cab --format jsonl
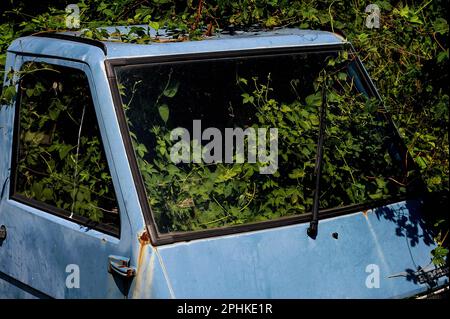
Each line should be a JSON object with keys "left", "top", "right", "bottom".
{"left": 118, "top": 51, "right": 413, "bottom": 233}
{"left": 13, "top": 62, "right": 119, "bottom": 229}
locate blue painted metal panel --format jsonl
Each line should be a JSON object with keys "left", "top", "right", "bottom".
{"left": 0, "top": 272, "right": 41, "bottom": 299}
{"left": 8, "top": 28, "right": 345, "bottom": 62}
{"left": 157, "top": 200, "right": 445, "bottom": 298}
{"left": 103, "top": 28, "right": 345, "bottom": 59}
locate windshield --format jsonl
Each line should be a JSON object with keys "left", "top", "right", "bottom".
{"left": 114, "top": 49, "right": 415, "bottom": 234}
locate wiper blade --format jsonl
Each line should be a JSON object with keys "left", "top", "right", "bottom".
{"left": 307, "top": 84, "right": 327, "bottom": 239}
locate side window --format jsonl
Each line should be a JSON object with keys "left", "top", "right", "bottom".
{"left": 12, "top": 61, "right": 120, "bottom": 234}
{"left": 319, "top": 60, "right": 410, "bottom": 209}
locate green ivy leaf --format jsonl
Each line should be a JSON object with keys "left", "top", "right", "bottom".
{"left": 288, "top": 169, "right": 305, "bottom": 179}
{"left": 305, "top": 92, "right": 322, "bottom": 107}
{"left": 158, "top": 104, "right": 169, "bottom": 123}
{"left": 1, "top": 85, "right": 16, "bottom": 103}
{"left": 437, "top": 50, "right": 449, "bottom": 63}
{"left": 433, "top": 18, "right": 448, "bottom": 35}
{"left": 241, "top": 93, "right": 254, "bottom": 104}
{"left": 399, "top": 5, "right": 409, "bottom": 18}
{"left": 163, "top": 82, "right": 179, "bottom": 98}
{"left": 149, "top": 21, "right": 160, "bottom": 31}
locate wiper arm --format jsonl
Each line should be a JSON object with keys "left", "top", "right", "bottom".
{"left": 307, "top": 85, "right": 327, "bottom": 239}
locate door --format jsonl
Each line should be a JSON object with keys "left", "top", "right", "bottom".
{"left": 0, "top": 56, "right": 133, "bottom": 298}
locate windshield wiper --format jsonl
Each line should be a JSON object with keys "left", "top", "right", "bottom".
{"left": 307, "top": 84, "right": 327, "bottom": 239}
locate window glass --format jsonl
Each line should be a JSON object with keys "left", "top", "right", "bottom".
{"left": 14, "top": 62, "right": 120, "bottom": 232}
{"left": 116, "top": 51, "right": 412, "bottom": 234}
{"left": 320, "top": 63, "right": 409, "bottom": 208}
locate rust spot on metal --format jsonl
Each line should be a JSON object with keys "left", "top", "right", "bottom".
{"left": 362, "top": 210, "right": 370, "bottom": 219}
{"left": 132, "top": 250, "right": 155, "bottom": 298}
{"left": 126, "top": 268, "right": 136, "bottom": 277}
{"left": 137, "top": 245, "right": 144, "bottom": 268}
{"left": 132, "top": 230, "right": 156, "bottom": 298}
{"left": 137, "top": 229, "right": 150, "bottom": 269}
{"left": 139, "top": 230, "right": 150, "bottom": 245}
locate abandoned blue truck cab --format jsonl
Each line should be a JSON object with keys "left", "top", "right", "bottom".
{"left": 0, "top": 26, "right": 448, "bottom": 298}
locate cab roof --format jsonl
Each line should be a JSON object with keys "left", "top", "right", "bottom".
{"left": 8, "top": 26, "right": 347, "bottom": 63}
